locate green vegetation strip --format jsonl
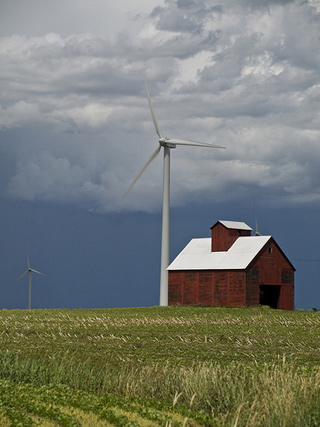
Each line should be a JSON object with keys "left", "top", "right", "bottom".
{"left": 0, "top": 380, "right": 208, "bottom": 426}
{"left": 0, "top": 306, "right": 320, "bottom": 426}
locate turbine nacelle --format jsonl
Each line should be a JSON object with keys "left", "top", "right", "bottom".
{"left": 160, "top": 138, "right": 176, "bottom": 148}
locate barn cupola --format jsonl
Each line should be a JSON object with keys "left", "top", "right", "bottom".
{"left": 211, "top": 220, "right": 252, "bottom": 252}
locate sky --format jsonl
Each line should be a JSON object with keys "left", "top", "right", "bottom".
{"left": 0, "top": 0, "right": 319, "bottom": 310}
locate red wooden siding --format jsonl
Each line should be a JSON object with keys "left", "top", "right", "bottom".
{"left": 211, "top": 222, "right": 251, "bottom": 252}
{"left": 228, "top": 271, "right": 246, "bottom": 306}
{"left": 246, "top": 282, "right": 259, "bottom": 306}
{"left": 246, "top": 266, "right": 260, "bottom": 306}
{"left": 254, "top": 240, "right": 293, "bottom": 285}
{"left": 168, "top": 272, "right": 183, "bottom": 305}
{"left": 199, "top": 271, "right": 213, "bottom": 305}
{"left": 184, "top": 272, "right": 198, "bottom": 305}
{"left": 213, "top": 271, "right": 228, "bottom": 306}
{"left": 168, "top": 270, "right": 247, "bottom": 307}
{"left": 279, "top": 285, "right": 294, "bottom": 310}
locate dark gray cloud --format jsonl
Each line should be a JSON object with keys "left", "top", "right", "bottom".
{"left": 242, "top": 0, "right": 295, "bottom": 10}
{"left": 155, "top": 12, "right": 203, "bottom": 34}
{"left": 0, "top": 0, "right": 319, "bottom": 212}
{"left": 151, "top": 1, "right": 223, "bottom": 34}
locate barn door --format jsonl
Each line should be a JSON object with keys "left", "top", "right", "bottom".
{"left": 259, "top": 285, "right": 280, "bottom": 309}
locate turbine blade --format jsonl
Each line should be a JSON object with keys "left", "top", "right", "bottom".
{"left": 15, "top": 270, "right": 28, "bottom": 283}
{"left": 30, "top": 269, "right": 46, "bottom": 277}
{"left": 167, "top": 138, "right": 226, "bottom": 149}
{"left": 123, "top": 145, "right": 161, "bottom": 199}
{"left": 145, "top": 80, "right": 163, "bottom": 139}
{"left": 27, "top": 250, "right": 30, "bottom": 268}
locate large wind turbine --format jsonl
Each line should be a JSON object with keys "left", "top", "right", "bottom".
{"left": 124, "top": 81, "right": 225, "bottom": 306}
{"left": 15, "top": 251, "right": 46, "bottom": 309}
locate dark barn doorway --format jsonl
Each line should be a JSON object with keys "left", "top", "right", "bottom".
{"left": 259, "top": 285, "right": 280, "bottom": 309}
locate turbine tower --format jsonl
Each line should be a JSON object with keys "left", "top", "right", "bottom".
{"left": 15, "top": 251, "right": 46, "bottom": 309}
{"left": 124, "top": 81, "right": 225, "bottom": 306}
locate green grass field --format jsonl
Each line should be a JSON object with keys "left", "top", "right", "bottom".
{"left": 0, "top": 306, "right": 319, "bottom": 426}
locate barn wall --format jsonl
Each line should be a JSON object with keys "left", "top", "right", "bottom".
{"left": 168, "top": 271, "right": 198, "bottom": 305}
{"left": 246, "top": 266, "right": 260, "bottom": 306}
{"left": 246, "top": 282, "right": 259, "bottom": 306}
{"left": 248, "top": 239, "right": 295, "bottom": 310}
{"left": 228, "top": 271, "right": 246, "bottom": 306}
{"left": 213, "top": 271, "right": 228, "bottom": 305}
{"left": 184, "top": 272, "right": 198, "bottom": 305}
{"left": 168, "top": 272, "right": 183, "bottom": 305}
{"left": 211, "top": 223, "right": 228, "bottom": 252}
{"left": 199, "top": 271, "right": 213, "bottom": 305}
{"left": 168, "top": 270, "right": 246, "bottom": 307}
{"left": 279, "top": 285, "right": 294, "bottom": 310}
{"left": 256, "top": 240, "right": 293, "bottom": 284}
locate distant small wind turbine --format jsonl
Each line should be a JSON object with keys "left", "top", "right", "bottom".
{"left": 124, "top": 81, "right": 225, "bottom": 306}
{"left": 254, "top": 198, "right": 261, "bottom": 236}
{"left": 15, "top": 251, "right": 46, "bottom": 309}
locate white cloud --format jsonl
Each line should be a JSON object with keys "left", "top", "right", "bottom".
{"left": 0, "top": 0, "right": 165, "bottom": 39}
{"left": 1, "top": 0, "right": 320, "bottom": 212}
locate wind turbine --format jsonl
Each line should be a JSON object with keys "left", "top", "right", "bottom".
{"left": 124, "top": 81, "right": 225, "bottom": 306}
{"left": 254, "top": 198, "right": 262, "bottom": 236}
{"left": 15, "top": 251, "right": 46, "bottom": 309}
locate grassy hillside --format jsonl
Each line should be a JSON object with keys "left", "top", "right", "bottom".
{"left": 0, "top": 306, "right": 319, "bottom": 426}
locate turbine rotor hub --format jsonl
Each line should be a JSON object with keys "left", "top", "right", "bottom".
{"left": 159, "top": 138, "right": 176, "bottom": 148}
{"left": 159, "top": 137, "right": 167, "bottom": 146}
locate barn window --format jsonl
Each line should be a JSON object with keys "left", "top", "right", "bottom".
{"left": 268, "top": 247, "right": 273, "bottom": 254}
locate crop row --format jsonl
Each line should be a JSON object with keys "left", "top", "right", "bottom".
{"left": 0, "top": 307, "right": 320, "bottom": 367}
{"left": 1, "top": 307, "right": 320, "bottom": 328}
{"left": 0, "top": 379, "right": 213, "bottom": 427}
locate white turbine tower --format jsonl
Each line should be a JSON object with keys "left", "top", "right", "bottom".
{"left": 15, "top": 251, "right": 46, "bottom": 309}
{"left": 124, "top": 81, "right": 225, "bottom": 306}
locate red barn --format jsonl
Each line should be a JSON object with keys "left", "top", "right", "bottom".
{"left": 168, "top": 220, "right": 295, "bottom": 310}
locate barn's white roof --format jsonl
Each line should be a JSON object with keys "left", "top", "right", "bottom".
{"left": 167, "top": 235, "right": 271, "bottom": 271}
{"left": 216, "top": 220, "right": 252, "bottom": 230}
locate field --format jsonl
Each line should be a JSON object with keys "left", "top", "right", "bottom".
{"left": 0, "top": 306, "right": 320, "bottom": 426}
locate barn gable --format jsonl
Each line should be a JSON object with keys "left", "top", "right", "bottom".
{"left": 168, "top": 220, "right": 295, "bottom": 310}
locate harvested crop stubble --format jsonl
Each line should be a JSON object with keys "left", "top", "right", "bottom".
{"left": 0, "top": 306, "right": 320, "bottom": 426}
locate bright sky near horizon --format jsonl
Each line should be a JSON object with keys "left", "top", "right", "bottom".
{"left": 0, "top": 0, "right": 319, "bottom": 310}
